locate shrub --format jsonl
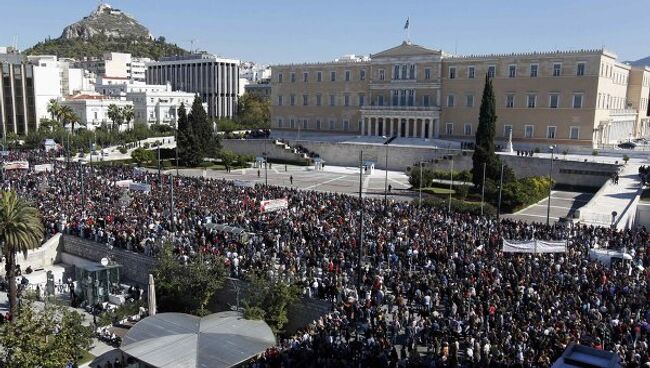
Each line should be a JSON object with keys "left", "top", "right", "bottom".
{"left": 500, "top": 176, "right": 553, "bottom": 212}
{"left": 534, "top": 147, "right": 541, "bottom": 153}
{"left": 143, "top": 142, "right": 150, "bottom": 149}
{"left": 592, "top": 150, "right": 599, "bottom": 156}
{"left": 118, "top": 147, "right": 128, "bottom": 154}
{"left": 419, "top": 196, "right": 497, "bottom": 217}
{"left": 623, "top": 154, "right": 630, "bottom": 163}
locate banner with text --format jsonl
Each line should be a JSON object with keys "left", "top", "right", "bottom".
{"left": 502, "top": 239, "right": 567, "bottom": 253}
{"left": 33, "top": 164, "right": 54, "bottom": 173}
{"left": 260, "top": 198, "right": 289, "bottom": 213}
{"left": 4, "top": 161, "right": 29, "bottom": 170}
{"left": 129, "top": 182, "right": 152, "bottom": 193}
{"left": 115, "top": 180, "right": 134, "bottom": 188}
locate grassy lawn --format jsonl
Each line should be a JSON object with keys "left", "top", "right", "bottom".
{"left": 421, "top": 187, "right": 456, "bottom": 195}
{"left": 78, "top": 350, "right": 95, "bottom": 365}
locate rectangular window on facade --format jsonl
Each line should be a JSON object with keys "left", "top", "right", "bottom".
{"left": 316, "top": 120, "right": 321, "bottom": 129}
{"left": 379, "top": 69, "right": 385, "bottom": 81}
{"left": 423, "top": 95, "right": 430, "bottom": 107}
{"left": 573, "top": 94, "right": 583, "bottom": 108}
{"left": 394, "top": 65, "right": 400, "bottom": 80}
{"left": 506, "top": 94, "right": 515, "bottom": 108}
{"left": 530, "top": 64, "right": 538, "bottom": 77}
{"left": 468, "top": 66, "right": 475, "bottom": 79}
{"left": 344, "top": 120, "right": 349, "bottom": 130}
{"left": 330, "top": 71, "right": 336, "bottom": 81}
{"left": 360, "top": 70, "right": 366, "bottom": 81}
{"left": 549, "top": 94, "right": 559, "bottom": 108}
{"left": 570, "top": 126, "right": 580, "bottom": 139}
{"left": 344, "top": 94, "right": 350, "bottom": 106}
{"left": 303, "top": 72, "right": 308, "bottom": 82}
{"left": 409, "top": 65, "right": 415, "bottom": 79}
{"left": 303, "top": 119, "right": 308, "bottom": 129}
{"left": 316, "top": 94, "right": 322, "bottom": 106}
{"left": 317, "top": 71, "right": 322, "bottom": 82}
{"left": 291, "top": 73, "right": 296, "bottom": 83}
{"left": 278, "top": 119, "right": 283, "bottom": 128}
{"left": 278, "top": 73, "right": 283, "bottom": 83}
{"left": 425, "top": 68, "right": 431, "bottom": 80}
{"left": 547, "top": 126, "right": 557, "bottom": 139}
{"left": 345, "top": 70, "right": 351, "bottom": 81}
{"left": 446, "top": 123, "right": 454, "bottom": 135}
{"left": 503, "top": 125, "right": 513, "bottom": 137}
{"left": 449, "top": 67, "right": 456, "bottom": 79}
{"left": 464, "top": 123, "right": 472, "bottom": 136}
{"left": 553, "top": 63, "right": 562, "bottom": 76}
{"left": 527, "top": 94, "right": 536, "bottom": 108}
{"left": 290, "top": 94, "right": 296, "bottom": 106}
{"left": 278, "top": 95, "right": 283, "bottom": 106}
{"left": 329, "top": 120, "right": 335, "bottom": 130}
{"left": 509, "top": 65, "right": 516, "bottom": 78}
{"left": 378, "top": 95, "right": 384, "bottom": 106}
{"left": 524, "top": 125, "right": 534, "bottom": 138}
{"left": 303, "top": 95, "right": 308, "bottom": 106}
{"left": 487, "top": 65, "right": 496, "bottom": 78}
{"left": 290, "top": 119, "right": 295, "bottom": 128}
{"left": 466, "top": 95, "right": 474, "bottom": 108}
{"left": 392, "top": 91, "right": 399, "bottom": 106}
{"left": 407, "top": 89, "right": 415, "bottom": 106}
{"left": 400, "top": 91, "right": 407, "bottom": 106}
{"left": 358, "top": 93, "right": 365, "bottom": 106}
{"left": 330, "top": 94, "right": 335, "bottom": 106}
{"left": 401, "top": 65, "right": 408, "bottom": 79}
{"left": 577, "top": 63, "right": 585, "bottom": 76}
{"left": 447, "top": 95, "right": 455, "bottom": 107}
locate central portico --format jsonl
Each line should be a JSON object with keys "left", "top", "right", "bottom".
{"left": 360, "top": 107, "right": 440, "bottom": 138}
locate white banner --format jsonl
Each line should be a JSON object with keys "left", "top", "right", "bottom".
{"left": 4, "top": 161, "right": 29, "bottom": 170}
{"left": 260, "top": 198, "right": 288, "bottom": 213}
{"left": 502, "top": 239, "right": 566, "bottom": 253}
{"left": 33, "top": 164, "right": 54, "bottom": 173}
{"left": 115, "top": 179, "right": 134, "bottom": 188}
{"left": 129, "top": 182, "right": 151, "bottom": 193}
{"left": 233, "top": 180, "right": 255, "bottom": 188}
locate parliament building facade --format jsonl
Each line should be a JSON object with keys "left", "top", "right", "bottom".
{"left": 271, "top": 42, "right": 650, "bottom": 149}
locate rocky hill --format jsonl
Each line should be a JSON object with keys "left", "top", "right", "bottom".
{"left": 629, "top": 56, "right": 650, "bottom": 67}
{"left": 24, "top": 3, "right": 187, "bottom": 60}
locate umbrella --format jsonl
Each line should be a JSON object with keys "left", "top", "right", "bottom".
{"left": 148, "top": 274, "right": 157, "bottom": 316}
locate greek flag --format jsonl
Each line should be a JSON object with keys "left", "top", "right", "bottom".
{"left": 404, "top": 17, "right": 410, "bottom": 30}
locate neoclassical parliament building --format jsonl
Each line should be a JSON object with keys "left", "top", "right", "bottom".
{"left": 271, "top": 42, "right": 650, "bottom": 148}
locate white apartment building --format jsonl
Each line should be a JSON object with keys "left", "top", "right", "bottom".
{"left": 61, "top": 93, "right": 133, "bottom": 131}
{"left": 95, "top": 76, "right": 200, "bottom": 125}
{"left": 146, "top": 53, "right": 239, "bottom": 119}
{"left": 74, "top": 52, "right": 150, "bottom": 83}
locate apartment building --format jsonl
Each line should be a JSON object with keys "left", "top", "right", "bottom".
{"left": 146, "top": 53, "right": 239, "bottom": 119}
{"left": 271, "top": 42, "right": 650, "bottom": 149}
{"left": 74, "top": 52, "right": 149, "bottom": 83}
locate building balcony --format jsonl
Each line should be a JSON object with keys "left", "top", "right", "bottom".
{"left": 361, "top": 105, "right": 440, "bottom": 112}
{"left": 609, "top": 109, "right": 637, "bottom": 116}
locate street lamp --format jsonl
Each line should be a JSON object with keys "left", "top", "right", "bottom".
{"left": 382, "top": 136, "right": 389, "bottom": 207}
{"left": 546, "top": 145, "right": 556, "bottom": 226}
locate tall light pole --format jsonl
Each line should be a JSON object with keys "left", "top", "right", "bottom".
{"left": 497, "top": 162, "right": 504, "bottom": 219}
{"left": 546, "top": 145, "right": 555, "bottom": 226}
{"left": 174, "top": 123, "right": 179, "bottom": 176}
{"left": 418, "top": 160, "right": 423, "bottom": 213}
{"left": 480, "top": 162, "right": 486, "bottom": 216}
{"left": 264, "top": 140, "right": 268, "bottom": 186}
{"left": 448, "top": 157, "right": 453, "bottom": 213}
{"left": 80, "top": 163, "right": 86, "bottom": 218}
{"left": 382, "top": 136, "right": 389, "bottom": 207}
{"left": 169, "top": 175, "right": 175, "bottom": 235}
{"left": 357, "top": 150, "right": 364, "bottom": 290}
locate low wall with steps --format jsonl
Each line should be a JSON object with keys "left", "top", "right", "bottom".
{"left": 222, "top": 139, "right": 310, "bottom": 163}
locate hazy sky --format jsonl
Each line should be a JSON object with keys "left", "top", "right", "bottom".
{"left": 2, "top": 0, "right": 649, "bottom": 64}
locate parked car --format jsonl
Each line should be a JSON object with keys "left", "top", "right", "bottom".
{"left": 633, "top": 138, "right": 648, "bottom": 144}
{"left": 618, "top": 141, "right": 637, "bottom": 149}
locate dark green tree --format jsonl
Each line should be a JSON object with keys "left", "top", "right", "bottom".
{"left": 176, "top": 103, "right": 201, "bottom": 167}
{"left": 243, "top": 273, "right": 301, "bottom": 334}
{"left": 472, "top": 75, "right": 501, "bottom": 187}
{"left": 236, "top": 93, "right": 270, "bottom": 129}
{"left": 189, "top": 96, "right": 219, "bottom": 160}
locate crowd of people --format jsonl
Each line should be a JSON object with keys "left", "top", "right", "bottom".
{"left": 2, "top": 152, "right": 648, "bottom": 367}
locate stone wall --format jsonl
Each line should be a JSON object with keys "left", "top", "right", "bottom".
{"left": 222, "top": 139, "right": 309, "bottom": 163}
{"left": 61, "top": 235, "right": 331, "bottom": 334}
{"left": 224, "top": 139, "right": 619, "bottom": 188}
{"left": 0, "top": 233, "right": 62, "bottom": 272}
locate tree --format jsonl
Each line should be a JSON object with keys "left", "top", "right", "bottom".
{"left": 408, "top": 167, "right": 435, "bottom": 189}
{"left": 242, "top": 273, "right": 300, "bottom": 334}
{"left": 131, "top": 147, "right": 155, "bottom": 165}
{"left": 472, "top": 75, "right": 501, "bottom": 187}
{"left": 152, "top": 245, "right": 226, "bottom": 315}
{"left": 46, "top": 99, "right": 63, "bottom": 123}
{"left": 122, "top": 105, "right": 135, "bottom": 130}
{"left": 59, "top": 106, "right": 81, "bottom": 132}
{"left": 0, "top": 191, "right": 44, "bottom": 319}
{"left": 189, "top": 96, "right": 219, "bottom": 159}
{"left": 107, "top": 104, "right": 124, "bottom": 131}
{"left": 0, "top": 299, "right": 93, "bottom": 367}
{"left": 236, "top": 93, "right": 270, "bottom": 129}
{"left": 176, "top": 103, "right": 201, "bottom": 167}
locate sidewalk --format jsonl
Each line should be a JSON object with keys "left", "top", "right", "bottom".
{"left": 577, "top": 164, "right": 643, "bottom": 228}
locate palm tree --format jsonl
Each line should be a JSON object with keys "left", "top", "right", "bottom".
{"left": 122, "top": 105, "right": 134, "bottom": 131}
{"left": 47, "top": 99, "right": 63, "bottom": 123}
{"left": 0, "top": 191, "right": 44, "bottom": 320}
{"left": 60, "top": 106, "right": 80, "bottom": 132}
{"left": 107, "top": 104, "right": 123, "bottom": 131}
